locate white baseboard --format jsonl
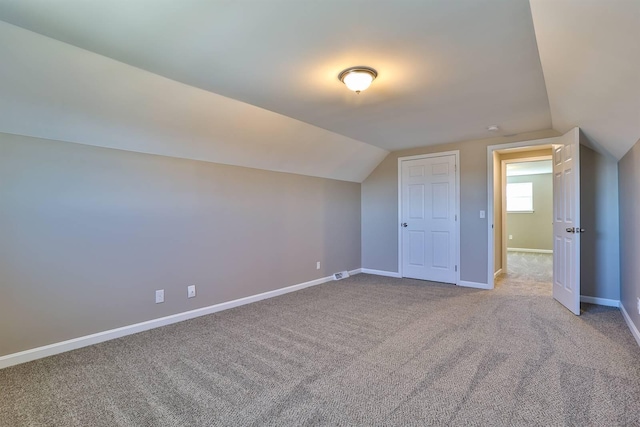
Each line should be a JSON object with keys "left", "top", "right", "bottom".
{"left": 360, "top": 268, "right": 402, "bottom": 278}
{"left": 0, "top": 269, "right": 361, "bottom": 370}
{"left": 580, "top": 296, "right": 620, "bottom": 307}
{"left": 458, "top": 280, "right": 492, "bottom": 290}
{"left": 507, "top": 248, "right": 553, "bottom": 254}
{"left": 494, "top": 269, "right": 503, "bottom": 278}
{"left": 620, "top": 303, "right": 640, "bottom": 348}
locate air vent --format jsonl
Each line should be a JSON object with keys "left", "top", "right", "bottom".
{"left": 333, "top": 271, "right": 350, "bottom": 281}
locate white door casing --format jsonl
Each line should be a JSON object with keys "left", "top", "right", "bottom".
{"left": 399, "top": 153, "right": 458, "bottom": 284}
{"left": 552, "top": 128, "right": 581, "bottom": 315}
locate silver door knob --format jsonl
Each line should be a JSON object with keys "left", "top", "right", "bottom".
{"left": 401, "top": 223, "right": 408, "bottom": 227}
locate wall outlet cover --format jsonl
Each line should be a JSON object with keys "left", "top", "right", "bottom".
{"left": 155, "top": 289, "right": 164, "bottom": 304}
{"left": 188, "top": 285, "right": 196, "bottom": 298}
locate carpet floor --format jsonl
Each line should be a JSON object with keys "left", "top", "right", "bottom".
{"left": 1, "top": 274, "right": 639, "bottom": 426}
{"left": 496, "top": 251, "right": 553, "bottom": 296}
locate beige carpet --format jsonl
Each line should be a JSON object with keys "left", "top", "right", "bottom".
{"left": 496, "top": 251, "right": 553, "bottom": 296}
{"left": 1, "top": 274, "right": 639, "bottom": 426}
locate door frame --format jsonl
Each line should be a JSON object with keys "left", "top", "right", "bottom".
{"left": 487, "top": 136, "right": 558, "bottom": 289}
{"left": 398, "top": 150, "right": 460, "bottom": 284}
{"left": 500, "top": 155, "right": 553, "bottom": 275}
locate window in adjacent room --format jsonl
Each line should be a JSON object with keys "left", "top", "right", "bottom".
{"left": 506, "top": 182, "right": 533, "bottom": 212}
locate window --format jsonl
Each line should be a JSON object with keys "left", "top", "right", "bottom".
{"left": 506, "top": 182, "right": 533, "bottom": 212}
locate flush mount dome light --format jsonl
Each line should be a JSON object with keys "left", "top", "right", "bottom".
{"left": 338, "top": 66, "right": 377, "bottom": 94}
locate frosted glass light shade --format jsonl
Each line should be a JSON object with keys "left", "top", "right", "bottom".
{"left": 339, "top": 67, "right": 377, "bottom": 93}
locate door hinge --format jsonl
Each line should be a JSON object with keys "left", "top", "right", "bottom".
{"left": 455, "top": 265, "right": 458, "bottom": 272}
{"left": 455, "top": 214, "right": 457, "bottom": 221}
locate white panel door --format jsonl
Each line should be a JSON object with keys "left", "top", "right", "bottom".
{"left": 552, "top": 128, "right": 581, "bottom": 315}
{"left": 401, "top": 155, "right": 457, "bottom": 284}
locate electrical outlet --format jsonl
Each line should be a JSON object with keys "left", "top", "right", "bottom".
{"left": 479, "top": 210, "right": 485, "bottom": 219}
{"left": 316, "top": 261, "right": 321, "bottom": 270}
{"left": 509, "top": 235, "right": 513, "bottom": 240}
{"left": 155, "top": 289, "right": 164, "bottom": 304}
{"left": 187, "top": 285, "right": 196, "bottom": 298}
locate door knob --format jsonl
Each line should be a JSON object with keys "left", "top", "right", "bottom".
{"left": 401, "top": 223, "right": 408, "bottom": 227}
{"left": 566, "top": 227, "right": 586, "bottom": 233}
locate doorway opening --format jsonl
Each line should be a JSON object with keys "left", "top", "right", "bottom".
{"left": 488, "top": 129, "right": 581, "bottom": 314}
{"left": 498, "top": 156, "right": 553, "bottom": 293}
{"left": 488, "top": 141, "right": 556, "bottom": 293}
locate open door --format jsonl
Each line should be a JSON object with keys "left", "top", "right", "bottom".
{"left": 552, "top": 128, "right": 581, "bottom": 315}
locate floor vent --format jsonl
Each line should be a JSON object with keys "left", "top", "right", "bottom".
{"left": 333, "top": 271, "right": 350, "bottom": 281}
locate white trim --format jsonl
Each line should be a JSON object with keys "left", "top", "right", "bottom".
{"left": 0, "top": 270, "right": 361, "bottom": 370}
{"left": 494, "top": 268, "right": 503, "bottom": 278}
{"left": 620, "top": 303, "right": 640, "bottom": 347}
{"left": 458, "top": 281, "right": 491, "bottom": 290}
{"left": 398, "top": 150, "right": 460, "bottom": 285}
{"left": 580, "top": 296, "right": 619, "bottom": 307}
{"left": 487, "top": 136, "right": 559, "bottom": 290}
{"left": 360, "top": 268, "right": 402, "bottom": 278}
{"left": 507, "top": 248, "right": 553, "bottom": 254}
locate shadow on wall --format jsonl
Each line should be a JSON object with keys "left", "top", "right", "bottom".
{"left": 579, "top": 143, "right": 620, "bottom": 300}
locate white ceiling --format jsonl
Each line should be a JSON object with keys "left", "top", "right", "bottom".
{"left": 0, "top": 0, "right": 552, "bottom": 152}
{"left": 530, "top": 0, "right": 640, "bottom": 159}
{"left": 0, "top": 21, "right": 387, "bottom": 182}
{"left": 0, "top": 0, "right": 637, "bottom": 181}
{"left": 506, "top": 160, "right": 552, "bottom": 177}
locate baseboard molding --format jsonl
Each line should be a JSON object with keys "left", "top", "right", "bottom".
{"left": 360, "top": 268, "right": 402, "bottom": 278}
{"left": 580, "top": 296, "right": 620, "bottom": 307}
{"left": 507, "top": 248, "right": 553, "bottom": 254}
{"left": 458, "top": 280, "right": 492, "bottom": 290}
{"left": 620, "top": 303, "right": 640, "bottom": 348}
{"left": 494, "top": 269, "right": 503, "bottom": 278}
{"left": 0, "top": 269, "right": 361, "bottom": 370}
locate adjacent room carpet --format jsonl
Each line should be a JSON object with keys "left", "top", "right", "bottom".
{"left": 1, "top": 273, "right": 639, "bottom": 426}
{"left": 496, "top": 251, "right": 554, "bottom": 295}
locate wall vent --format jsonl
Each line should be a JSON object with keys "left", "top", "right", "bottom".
{"left": 333, "top": 271, "right": 350, "bottom": 281}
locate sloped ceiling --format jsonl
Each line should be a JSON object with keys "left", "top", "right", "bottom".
{"left": 0, "top": 0, "right": 551, "bottom": 181}
{"left": 0, "top": 0, "right": 636, "bottom": 180}
{"left": 0, "top": 21, "right": 387, "bottom": 182}
{"left": 530, "top": 0, "right": 640, "bottom": 159}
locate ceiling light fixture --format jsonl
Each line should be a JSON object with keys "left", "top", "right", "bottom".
{"left": 338, "top": 66, "right": 377, "bottom": 94}
{"left": 487, "top": 125, "right": 500, "bottom": 132}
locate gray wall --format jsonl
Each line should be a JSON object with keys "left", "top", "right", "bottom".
{"left": 361, "top": 129, "right": 560, "bottom": 284}
{"left": 580, "top": 144, "right": 620, "bottom": 301}
{"left": 618, "top": 138, "right": 640, "bottom": 331}
{"left": 0, "top": 133, "right": 361, "bottom": 357}
{"left": 361, "top": 129, "right": 621, "bottom": 300}
{"left": 506, "top": 173, "right": 553, "bottom": 251}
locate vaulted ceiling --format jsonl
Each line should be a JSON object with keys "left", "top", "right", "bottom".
{"left": 0, "top": 0, "right": 637, "bottom": 182}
